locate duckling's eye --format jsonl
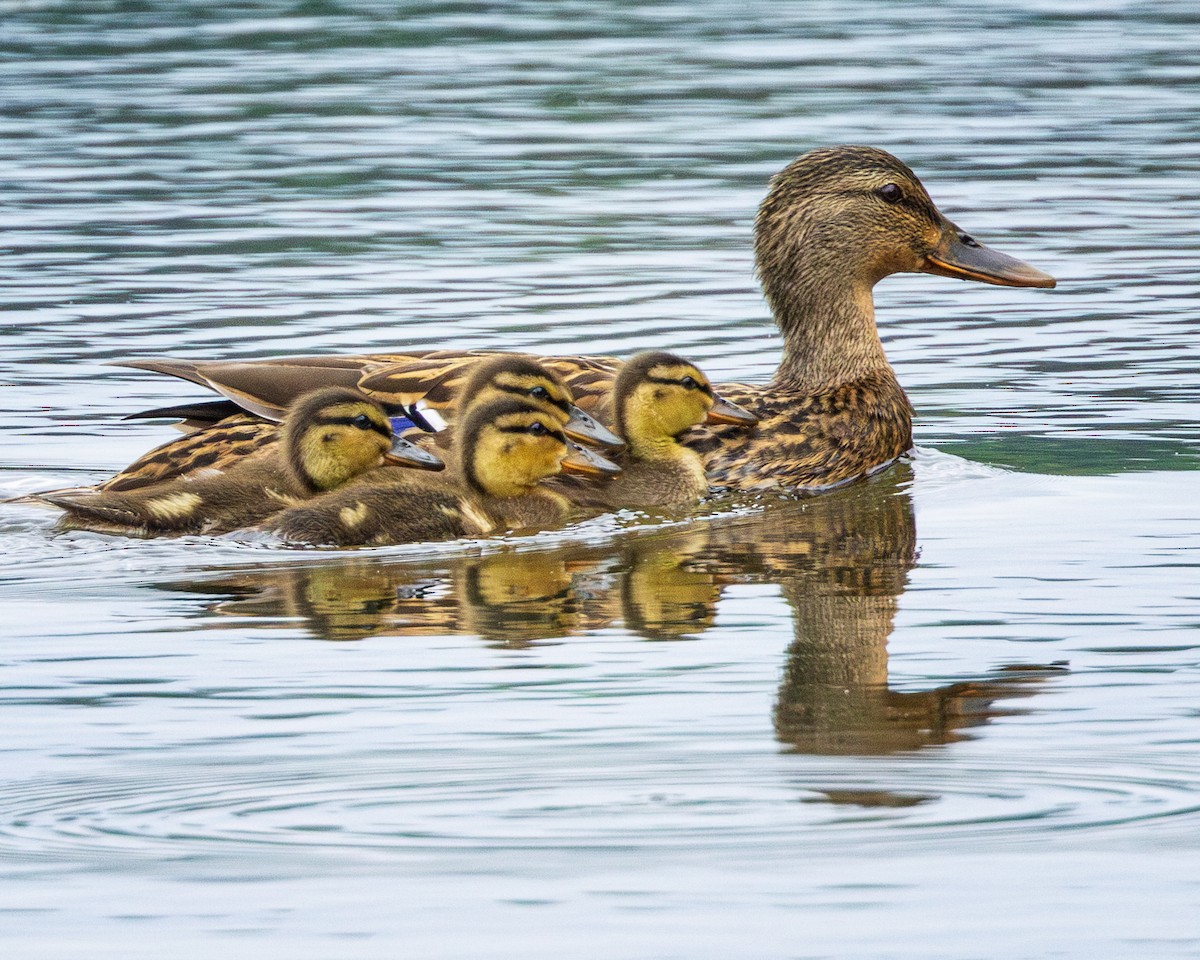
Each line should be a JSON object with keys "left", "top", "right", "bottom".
{"left": 529, "top": 386, "right": 550, "bottom": 401}
{"left": 680, "top": 376, "right": 699, "bottom": 390}
{"left": 527, "top": 421, "right": 549, "bottom": 436}
{"left": 876, "top": 183, "right": 904, "bottom": 204}
{"left": 351, "top": 414, "right": 374, "bottom": 430}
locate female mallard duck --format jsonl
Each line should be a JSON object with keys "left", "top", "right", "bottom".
{"left": 559, "top": 351, "right": 758, "bottom": 509}
{"left": 270, "top": 395, "right": 620, "bottom": 546}
{"left": 33, "top": 388, "right": 444, "bottom": 535}
{"left": 108, "top": 145, "right": 1055, "bottom": 491}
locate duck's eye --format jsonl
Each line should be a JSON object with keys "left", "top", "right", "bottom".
{"left": 351, "top": 414, "right": 374, "bottom": 430}
{"left": 527, "top": 421, "right": 549, "bottom": 436}
{"left": 876, "top": 183, "right": 904, "bottom": 204}
{"left": 529, "top": 385, "right": 550, "bottom": 401}
{"left": 680, "top": 376, "right": 699, "bottom": 390}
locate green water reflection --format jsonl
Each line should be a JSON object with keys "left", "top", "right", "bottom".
{"left": 932, "top": 435, "right": 1200, "bottom": 475}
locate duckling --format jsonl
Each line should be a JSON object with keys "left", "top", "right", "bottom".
{"left": 270, "top": 395, "right": 619, "bottom": 547}
{"left": 413, "top": 352, "right": 621, "bottom": 452}
{"left": 559, "top": 352, "right": 758, "bottom": 509}
{"left": 34, "top": 388, "right": 444, "bottom": 536}
{"left": 110, "top": 145, "right": 1056, "bottom": 491}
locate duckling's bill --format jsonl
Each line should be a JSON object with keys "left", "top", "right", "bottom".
{"left": 565, "top": 405, "right": 624, "bottom": 450}
{"left": 561, "top": 442, "right": 622, "bottom": 477}
{"left": 383, "top": 436, "right": 446, "bottom": 471}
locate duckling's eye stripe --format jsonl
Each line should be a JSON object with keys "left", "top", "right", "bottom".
{"left": 497, "top": 424, "right": 566, "bottom": 443}
{"left": 311, "top": 414, "right": 390, "bottom": 438}
{"left": 496, "top": 382, "right": 569, "bottom": 412}
{"left": 643, "top": 374, "right": 713, "bottom": 395}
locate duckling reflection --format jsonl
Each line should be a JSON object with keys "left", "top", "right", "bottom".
{"left": 200, "top": 563, "right": 451, "bottom": 641}
{"left": 616, "top": 530, "right": 722, "bottom": 640}
{"left": 169, "top": 463, "right": 1063, "bottom": 753}
{"left": 457, "top": 553, "right": 587, "bottom": 647}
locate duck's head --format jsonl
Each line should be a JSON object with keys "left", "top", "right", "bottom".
{"left": 756, "top": 145, "right": 1056, "bottom": 301}
{"left": 459, "top": 396, "right": 621, "bottom": 499}
{"left": 460, "top": 355, "right": 624, "bottom": 450}
{"left": 284, "top": 388, "right": 444, "bottom": 492}
{"left": 613, "top": 352, "right": 758, "bottom": 458}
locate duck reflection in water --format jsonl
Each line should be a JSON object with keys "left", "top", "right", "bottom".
{"left": 175, "top": 464, "right": 1062, "bottom": 755}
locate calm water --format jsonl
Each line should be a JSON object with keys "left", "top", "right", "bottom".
{"left": 2, "top": 2, "right": 1199, "bottom": 957}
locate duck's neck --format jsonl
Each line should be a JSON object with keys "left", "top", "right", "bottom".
{"left": 617, "top": 401, "right": 691, "bottom": 464}
{"left": 461, "top": 450, "right": 537, "bottom": 501}
{"left": 763, "top": 267, "right": 893, "bottom": 395}
{"left": 627, "top": 434, "right": 686, "bottom": 464}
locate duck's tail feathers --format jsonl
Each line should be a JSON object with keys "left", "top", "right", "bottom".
{"left": 4, "top": 485, "right": 99, "bottom": 507}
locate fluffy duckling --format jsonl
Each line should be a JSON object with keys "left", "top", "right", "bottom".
{"left": 560, "top": 352, "right": 757, "bottom": 509}
{"left": 36, "top": 388, "right": 443, "bottom": 536}
{"left": 270, "top": 395, "right": 619, "bottom": 547}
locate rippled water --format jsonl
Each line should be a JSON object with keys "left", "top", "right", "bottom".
{"left": 2, "top": 2, "right": 1199, "bottom": 957}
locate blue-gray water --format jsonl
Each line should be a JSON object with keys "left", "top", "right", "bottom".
{"left": 2, "top": 3, "right": 1199, "bottom": 957}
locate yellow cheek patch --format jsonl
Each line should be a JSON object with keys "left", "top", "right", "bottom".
{"left": 338, "top": 502, "right": 371, "bottom": 529}
{"left": 145, "top": 492, "right": 203, "bottom": 520}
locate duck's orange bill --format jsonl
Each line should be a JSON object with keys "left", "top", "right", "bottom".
{"left": 924, "top": 223, "right": 1056, "bottom": 288}
{"left": 705, "top": 395, "right": 759, "bottom": 426}
{"left": 383, "top": 436, "right": 446, "bottom": 471}
{"left": 561, "top": 442, "right": 622, "bottom": 478}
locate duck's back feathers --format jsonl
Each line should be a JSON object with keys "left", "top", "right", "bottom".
{"left": 101, "top": 415, "right": 280, "bottom": 492}
{"left": 690, "top": 372, "right": 914, "bottom": 489}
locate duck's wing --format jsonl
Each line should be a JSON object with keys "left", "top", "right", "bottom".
{"left": 358, "top": 351, "right": 622, "bottom": 410}
{"left": 356, "top": 353, "right": 494, "bottom": 408}
{"left": 117, "top": 355, "right": 374, "bottom": 422}
{"left": 120, "top": 350, "right": 625, "bottom": 419}
{"left": 123, "top": 399, "right": 245, "bottom": 433}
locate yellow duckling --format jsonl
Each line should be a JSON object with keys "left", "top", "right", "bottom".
{"left": 413, "top": 352, "right": 622, "bottom": 452}
{"left": 34, "top": 388, "right": 443, "bottom": 536}
{"left": 270, "top": 395, "right": 619, "bottom": 547}
{"left": 562, "top": 351, "right": 757, "bottom": 509}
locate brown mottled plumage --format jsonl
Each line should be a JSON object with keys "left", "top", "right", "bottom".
{"left": 106, "top": 354, "right": 619, "bottom": 492}
{"left": 560, "top": 351, "right": 757, "bottom": 509}
{"left": 270, "top": 396, "right": 618, "bottom": 546}
{"left": 109, "top": 146, "right": 1055, "bottom": 491}
{"left": 33, "top": 389, "right": 442, "bottom": 535}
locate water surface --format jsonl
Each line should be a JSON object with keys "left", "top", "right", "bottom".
{"left": 2, "top": 3, "right": 1199, "bottom": 958}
